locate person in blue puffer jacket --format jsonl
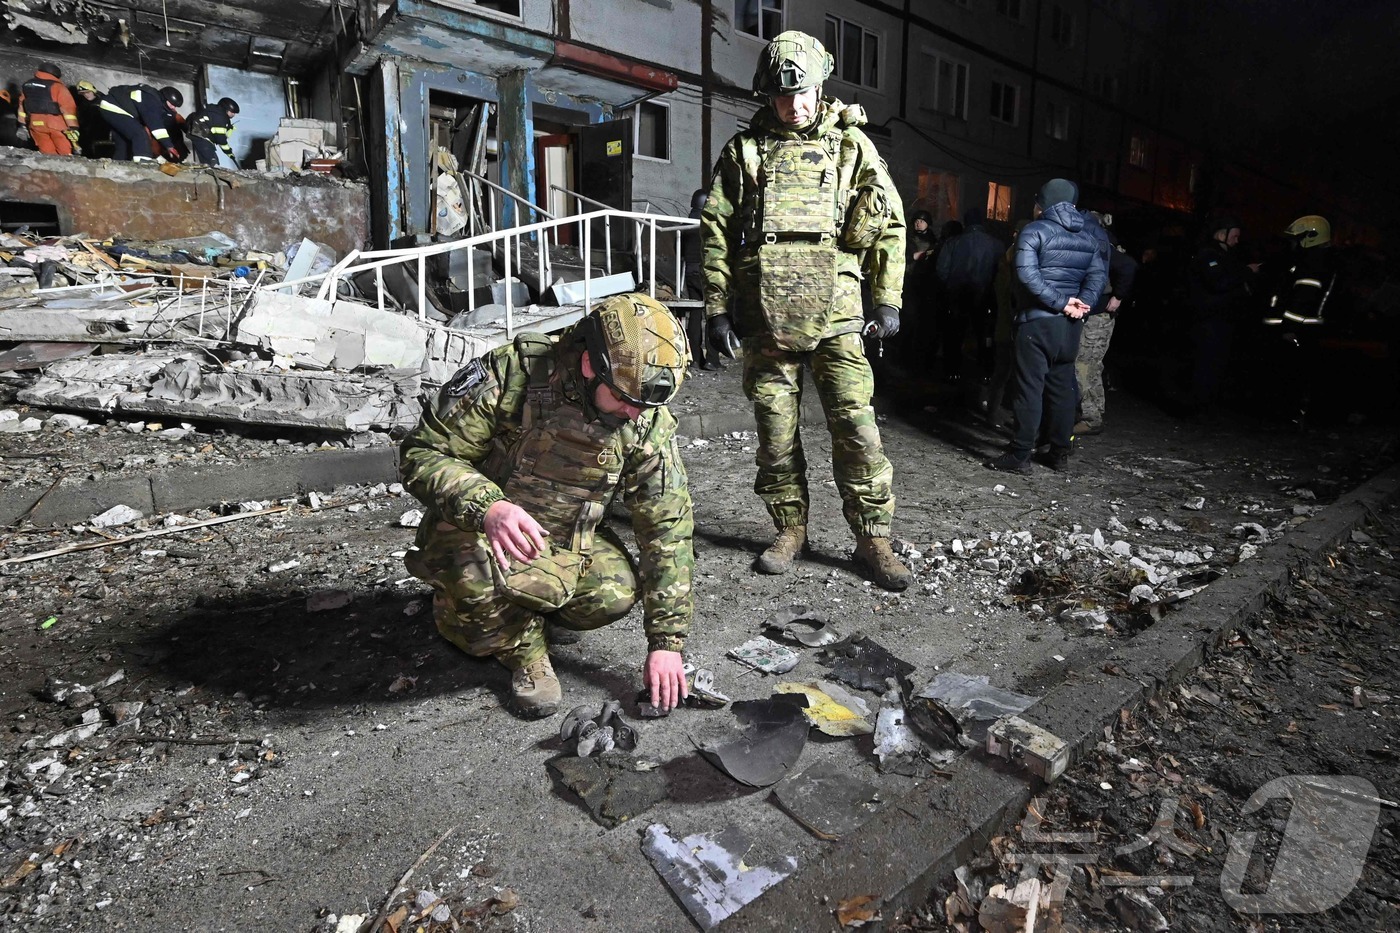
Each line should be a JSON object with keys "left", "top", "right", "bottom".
{"left": 989, "top": 178, "right": 1107, "bottom": 473}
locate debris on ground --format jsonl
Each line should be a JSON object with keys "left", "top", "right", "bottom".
{"left": 696, "top": 695, "right": 810, "bottom": 787}
{"left": 547, "top": 754, "right": 667, "bottom": 828}
{"left": 772, "top": 760, "right": 883, "bottom": 841}
{"left": 641, "top": 823, "right": 796, "bottom": 930}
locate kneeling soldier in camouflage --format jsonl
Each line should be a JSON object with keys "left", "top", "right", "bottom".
{"left": 401, "top": 294, "right": 695, "bottom": 718}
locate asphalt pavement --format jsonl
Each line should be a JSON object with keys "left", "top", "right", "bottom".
{"left": 0, "top": 360, "right": 1396, "bottom": 932}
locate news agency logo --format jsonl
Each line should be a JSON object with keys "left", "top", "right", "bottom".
{"left": 1221, "top": 775, "right": 1381, "bottom": 915}
{"left": 1012, "top": 775, "right": 1381, "bottom": 915}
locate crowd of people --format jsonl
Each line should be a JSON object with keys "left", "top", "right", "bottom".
{"left": 896, "top": 182, "right": 1373, "bottom": 445}
{"left": 1, "top": 60, "right": 240, "bottom": 167}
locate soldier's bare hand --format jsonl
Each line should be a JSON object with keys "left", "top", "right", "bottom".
{"left": 645, "top": 650, "right": 688, "bottom": 712}
{"left": 483, "top": 500, "right": 549, "bottom": 568}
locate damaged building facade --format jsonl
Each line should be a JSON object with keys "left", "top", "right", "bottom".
{"left": 1, "top": 0, "right": 1386, "bottom": 437}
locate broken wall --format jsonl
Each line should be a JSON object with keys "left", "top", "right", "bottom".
{"left": 0, "top": 150, "right": 369, "bottom": 256}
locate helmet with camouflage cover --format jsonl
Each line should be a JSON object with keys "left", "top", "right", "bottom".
{"left": 578, "top": 293, "right": 688, "bottom": 407}
{"left": 1284, "top": 215, "right": 1331, "bottom": 248}
{"left": 752, "top": 30, "right": 834, "bottom": 96}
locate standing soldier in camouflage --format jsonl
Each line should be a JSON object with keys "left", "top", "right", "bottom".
{"left": 700, "top": 30, "right": 911, "bottom": 591}
{"left": 401, "top": 294, "right": 695, "bottom": 719}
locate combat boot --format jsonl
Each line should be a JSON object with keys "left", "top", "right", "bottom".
{"left": 855, "top": 536, "right": 912, "bottom": 592}
{"left": 755, "top": 525, "right": 807, "bottom": 575}
{"left": 507, "top": 654, "right": 561, "bottom": 718}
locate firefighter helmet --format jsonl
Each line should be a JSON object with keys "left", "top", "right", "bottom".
{"left": 218, "top": 97, "right": 240, "bottom": 114}
{"left": 1284, "top": 215, "right": 1331, "bottom": 248}
{"left": 578, "top": 293, "right": 688, "bottom": 408}
{"left": 752, "top": 30, "right": 834, "bottom": 97}
{"left": 159, "top": 86, "right": 183, "bottom": 108}
{"left": 76, "top": 80, "right": 98, "bottom": 94}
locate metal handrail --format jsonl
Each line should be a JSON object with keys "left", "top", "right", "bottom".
{"left": 262, "top": 207, "right": 699, "bottom": 341}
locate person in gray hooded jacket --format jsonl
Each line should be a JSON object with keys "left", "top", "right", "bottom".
{"left": 989, "top": 178, "right": 1106, "bottom": 473}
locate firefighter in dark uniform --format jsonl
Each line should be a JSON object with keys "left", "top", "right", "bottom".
{"left": 17, "top": 62, "right": 80, "bottom": 155}
{"left": 1262, "top": 215, "right": 1339, "bottom": 425}
{"left": 94, "top": 83, "right": 183, "bottom": 162}
{"left": 187, "top": 98, "right": 240, "bottom": 167}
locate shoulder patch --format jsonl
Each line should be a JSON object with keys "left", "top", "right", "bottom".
{"left": 445, "top": 359, "right": 490, "bottom": 397}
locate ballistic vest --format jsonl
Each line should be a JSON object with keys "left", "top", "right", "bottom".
{"left": 480, "top": 336, "right": 634, "bottom": 558}
{"left": 21, "top": 77, "right": 62, "bottom": 116}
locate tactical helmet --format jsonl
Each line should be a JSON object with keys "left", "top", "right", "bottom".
{"left": 752, "top": 30, "right": 834, "bottom": 96}
{"left": 1284, "top": 215, "right": 1331, "bottom": 248}
{"left": 40, "top": 62, "right": 61, "bottom": 79}
{"left": 217, "top": 97, "right": 240, "bottom": 114}
{"left": 160, "top": 86, "right": 183, "bottom": 108}
{"left": 76, "top": 80, "right": 98, "bottom": 94}
{"left": 579, "top": 293, "right": 688, "bottom": 407}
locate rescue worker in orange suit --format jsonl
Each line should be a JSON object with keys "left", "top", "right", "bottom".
{"left": 17, "top": 62, "right": 80, "bottom": 155}
{"left": 187, "top": 98, "right": 240, "bottom": 167}
{"left": 93, "top": 83, "right": 183, "bottom": 162}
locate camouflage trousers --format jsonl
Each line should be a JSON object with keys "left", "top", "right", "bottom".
{"left": 404, "top": 521, "right": 638, "bottom": 668}
{"left": 742, "top": 331, "right": 894, "bottom": 537}
{"left": 1074, "top": 313, "right": 1116, "bottom": 427}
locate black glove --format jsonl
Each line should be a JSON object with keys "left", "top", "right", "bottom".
{"left": 708, "top": 313, "right": 742, "bottom": 359}
{"left": 866, "top": 304, "right": 901, "bottom": 339}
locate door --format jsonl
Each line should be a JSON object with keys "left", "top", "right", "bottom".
{"left": 576, "top": 119, "right": 633, "bottom": 251}
{"left": 535, "top": 133, "right": 575, "bottom": 245}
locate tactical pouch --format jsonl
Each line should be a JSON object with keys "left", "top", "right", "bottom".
{"left": 842, "top": 185, "right": 891, "bottom": 251}
{"left": 758, "top": 241, "right": 838, "bottom": 352}
{"left": 489, "top": 540, "right": 586, "bottom": 612}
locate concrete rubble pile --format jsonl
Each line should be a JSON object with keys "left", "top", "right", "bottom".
{"left": 1, "top": 216, "right": 655, "bottom": 434}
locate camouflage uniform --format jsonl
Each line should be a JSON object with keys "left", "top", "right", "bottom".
{"left": 1074, "top": 312, "right": 1115, "bottom": 427}
{"left": 400, "top": 329, "right": 694, "bottom": 669}
{"left": 701, "top": 96, "right": 905, "bottom": 536}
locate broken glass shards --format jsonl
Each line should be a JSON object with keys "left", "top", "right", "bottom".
{"left": 642, "top": 824, "right": 796, "bottom": 930}
{"left": 696, "top": 695, "right": 809, "bottom": 787}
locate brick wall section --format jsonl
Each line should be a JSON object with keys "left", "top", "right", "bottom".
{"left": 0, "top": 150, "right": 370, "bottom": 257}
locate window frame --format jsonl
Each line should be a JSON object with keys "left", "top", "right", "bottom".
{"left": 996, "top": 0, "right": 1024, "bottom": 23}
{"left": 633, "top": 99, "right": 671, "bottom": 163}
{"left": 1049, "top": 3, "right": 1076, "bottom": 47}
{"left": 1044, "top": 100, "right": 1070, "bottom": 141}
{"left": 1128, "top": 134, "right": 1148, "bottom": 168}
{"left": 922, "top": 48, "right": 970, "bottom": 121}
{"left": 986, "top": 182, "right": 1013, "bottom": 222}
{"left": 989, "top": 79, "right": 1020, "bottom": 126}
{"left": 825, "top": 14, "right": 883, "bottom": 90}
{"left": 434, "top": 0, "right": 522, "bottom": 20}
{"left": 735, "top": 0, "right": 784, "bottom": 42}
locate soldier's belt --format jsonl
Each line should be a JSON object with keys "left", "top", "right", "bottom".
{"left": 752, "top": 231, "right": 836, "bottom": 246}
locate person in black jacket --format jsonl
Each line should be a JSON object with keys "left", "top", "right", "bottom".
{"left": 1184, "top": 214, "right": 1256, "bottom": 413}
{"left": 989, "top": 178, "right": 1105, "bottom": 473}
{"left": 936, "top": 209, "right": 1004, "bottom": 382}
{"left": 93, "top": 83, "right": 182, "bottom": 161}
{"left": 187, "top": 97, "right": 239, "bottom": 167}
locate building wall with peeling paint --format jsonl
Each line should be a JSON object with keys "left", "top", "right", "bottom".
{"left": 0, "top": 151, "right": 370, "bottom": 256}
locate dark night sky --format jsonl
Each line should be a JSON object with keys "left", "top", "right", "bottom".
{"left": 1180, "top": 0, "right": 1400, "bottom": 206}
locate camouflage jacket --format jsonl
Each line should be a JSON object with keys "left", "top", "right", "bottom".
{"left": 400, "top": 330, "right": 695, "bottom": 652}
{"left": 701, "top": 97, "right": 906, "bottom": 325}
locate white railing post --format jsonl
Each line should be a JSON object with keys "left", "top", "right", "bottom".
{"left": 504, "top": 230, "right": 514, "bottom": 338}
{"left": 583, "top": 215, "right": 592, "bottom": 311}
{"left": 417, "top": 255, "right": 426, "bottom": 322}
